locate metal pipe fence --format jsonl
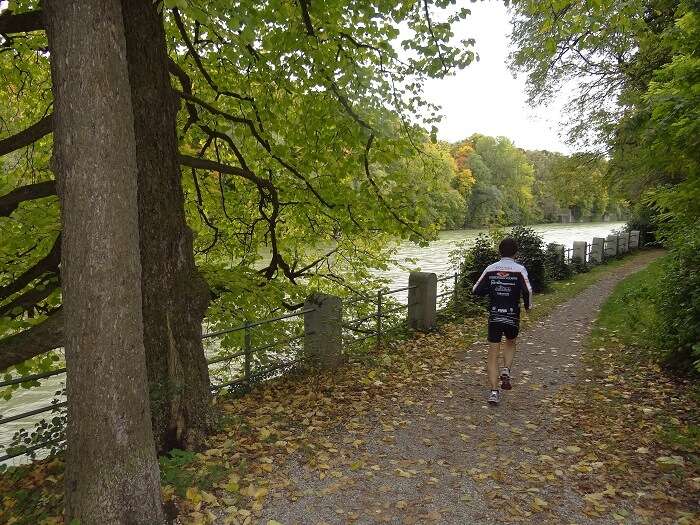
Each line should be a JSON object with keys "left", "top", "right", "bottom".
{"left": 0, "top": 307, "right": 315, "bottom": 462}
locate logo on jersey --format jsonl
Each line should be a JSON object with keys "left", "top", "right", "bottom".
{"left": 497, "top": 272, "right": 510, "bottom": 277}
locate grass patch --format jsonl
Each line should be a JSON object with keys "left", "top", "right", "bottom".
{"left": 522, "top": 251, "right": 661, "bottom": 328}
{"left": 586, "top": 253, "right": 699, "bottom": 462}
{"left": 591, "top": 255, "right": 666, "bottom": 360}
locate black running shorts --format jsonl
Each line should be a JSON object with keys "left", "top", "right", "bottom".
{"left": 487, "top": 321, "right": 519, "bottom": 343}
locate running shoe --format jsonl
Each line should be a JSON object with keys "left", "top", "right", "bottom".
{"left": 487, "top": 389, "right": 500, "bottom": 405}
{"left": 500, "top": 367, "right": 512, "bottom": 390}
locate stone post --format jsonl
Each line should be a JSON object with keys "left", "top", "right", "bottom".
{"left": 572, "top": 241, "right": 587, "bottom": 264}
{"left": 605, "top": 234, "right": 618, "bottom": 258}
{"left": 547, "top": 243, "right": 565, "bottom": 263}
{"left": 629, "top": 230, "right": 640, "bottom": 249}
{"left": 408, "top": 272, "right": 437, "bottom": 332}
{"left": 590, "top": 237, "right": 605, "bottom": 263}
{"left": 304, "top": 292, "right": 343, "bottom": 368}
{"left": 619, "top": 231, "right": 629, "bottom": 253}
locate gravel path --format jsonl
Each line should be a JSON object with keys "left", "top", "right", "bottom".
{"left": 258, "top": 251, "right": 663, "bottom": 525}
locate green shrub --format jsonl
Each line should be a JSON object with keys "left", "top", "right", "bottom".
{"left": 449, "top": 234, "right": 498, "bottom": 316}
{"left": 657, "top": 224, "right": 700, "bottom": 372}
{"left": 626, "top": 202, "right": 660, "bottom": 247}
{"left": 569, "top": 256, "right": 589, "bottom": 274}
{"left": 458, "top": 233, "right": 499, "bottom": 286}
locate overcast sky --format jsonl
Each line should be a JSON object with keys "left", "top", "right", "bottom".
{"left": 423, "top": 1, "right": 571, "bottom": 154}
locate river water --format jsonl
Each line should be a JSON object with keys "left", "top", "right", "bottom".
{"left": 0, "top": 221, "right": 625, "bottom": 464}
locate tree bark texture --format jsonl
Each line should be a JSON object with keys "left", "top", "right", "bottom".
{"left": 120, "top": 0, "right": 213, "bottom": 452}
{"left": 43, "top": 1, "right": 164, "bottom": 523}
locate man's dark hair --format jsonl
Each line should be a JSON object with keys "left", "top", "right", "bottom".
{"left": 499, "top": 237, "right": 518, "bottom": 257}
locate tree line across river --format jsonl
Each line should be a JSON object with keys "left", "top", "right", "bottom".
{"left": 422, "top": 134, "right": 627, "bottom": 230}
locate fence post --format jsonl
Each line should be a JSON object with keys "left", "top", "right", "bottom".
{"left": 619, "top": 231, "right": 629, "bottom": 253}
{"left": 605, "top": 234, "right": 618, "bottom": 258}
{"left": 572, "top": 241, "right": 587, "bottom": 264}
{"left": 629, "top": 230, "right": 640, "bottom": 249}
{"left": 408, "top": 272, "right": 437, "bottom": 332}
{"left": 243, "top": 321, "right": 252, "bottom": 384}
{"left": 376, "top": 291, "right": 383, "bottom": 349}
{"left": 548, "top": 243, "right": 565, "bottom": 264}
{"left": 591, "top": 237, "right": 605, "bottom": 263}
{"left": 304, "top": 292, "right": 343, "bottom": 368}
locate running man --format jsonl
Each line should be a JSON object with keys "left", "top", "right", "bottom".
{"left": 472, "top": 237, "right": 532, "bottom": 405}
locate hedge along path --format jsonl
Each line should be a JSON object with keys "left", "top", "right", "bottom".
{"left": 233, "top": 249, "right": 679, "bottom": 525}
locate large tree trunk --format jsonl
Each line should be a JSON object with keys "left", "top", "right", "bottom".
{"left": 44, "top": 1, "right": 164, "bottom": 523}
{"left": 120, "top": 0, "right": 213, "bottom": 452}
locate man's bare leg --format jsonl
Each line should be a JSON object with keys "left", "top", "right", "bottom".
{"left": 500, "top": 337, "right": 516, "bottom": 390}
{"left": 503, "top": 337, "right": 517, "bottom": 371}
{"left": 487, "top": 342, "right": 500, "bottom": 390}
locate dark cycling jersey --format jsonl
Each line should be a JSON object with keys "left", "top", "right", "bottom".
{"left": 472, "top": 257, "right": 532, "bottom": 326}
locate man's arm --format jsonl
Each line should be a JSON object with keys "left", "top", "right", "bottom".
{"left": 472, "top": 268, "right": 490, "bottom": 297}
{"left": 519, "top": 268, "right": 533, "bottom": 309}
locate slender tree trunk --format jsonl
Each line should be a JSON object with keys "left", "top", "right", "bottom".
{"left": 120, "top": 0, "right": 213, "bottom": 452}
{"left": 44, "top": 1, "right": 164, "bottom": 522}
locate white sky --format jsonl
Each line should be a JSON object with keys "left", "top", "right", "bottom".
{"left": 423, "top": 1, "right": 571, "bottom": 154}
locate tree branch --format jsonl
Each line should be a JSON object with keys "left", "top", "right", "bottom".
{"left": 329, "top": 82, "right": 372, "bottom": 131}
{"left": 298, "top": 0, "right": 315, "bottom": 36}
{"left": 171, "top": 8, "right": 253, "bottom": 103}
{"left": 422, "top": 0, "right": 449, "bottom": 75}
{"left": 179, "top": 154, "right": 273, "bottom": 190}
{"left": 168, "top": 58, "right": 199, "bottom": 131}
{"left": 363, "top": 135, "right": 424, "bottom": 240}
{"left": 0, "top": 309, "right": 63, "bottom": 372}
{"left": 179, "top": 91, "right": 335, "bottom": 208}
{"left": 0, "top": 278, "right": 59, "bottom": 318}
{"left": 0, "top": 10, "right": 44, "bottom": 35}
{"left": 0, "top": 180, "right": 56, "bottom": 217}
{"left": 291, "top": 247, "right": 338, "bottom": 278}
{"left": 0, "top": 114, "right": 53, "bottom": 157}
{"left": 0, "top": 235, "right": 61, "bottom": 303}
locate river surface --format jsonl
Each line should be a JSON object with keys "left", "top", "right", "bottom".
{"left": 0, "top": 221, "right": 625, "bottom": 464}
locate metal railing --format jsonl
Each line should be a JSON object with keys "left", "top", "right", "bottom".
{"left": 0, "top": 281, "right": 427, "bottom": 462}
{"left": 0, "top": 306, "right": 316, "bottom": 462}
{"left": 343, "top": 285, "right": 418, "bottom": 348}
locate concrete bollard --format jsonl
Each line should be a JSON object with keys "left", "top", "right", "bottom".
{"left": 605, "top": 235, "right": 618, "bottom": 258}
{"left": 590, "top": 237, "right": 605, "bottom": 263}
{"left": 408, "top": 272, "right": 437, "bottom": 332}
{"left": 619, "top": 232, "right": 629, "bottom": 253}
{"left": 629, "top": 230, "right": 640, "bottom": 249}
{"left": 547, "top": 243, "right": 565, "bottom": 263}
{"left": 572, "top": 241, "right": 587, "bottom": 264}
{"left": 304, "top": 292, "right": 343, "bottom": 368}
